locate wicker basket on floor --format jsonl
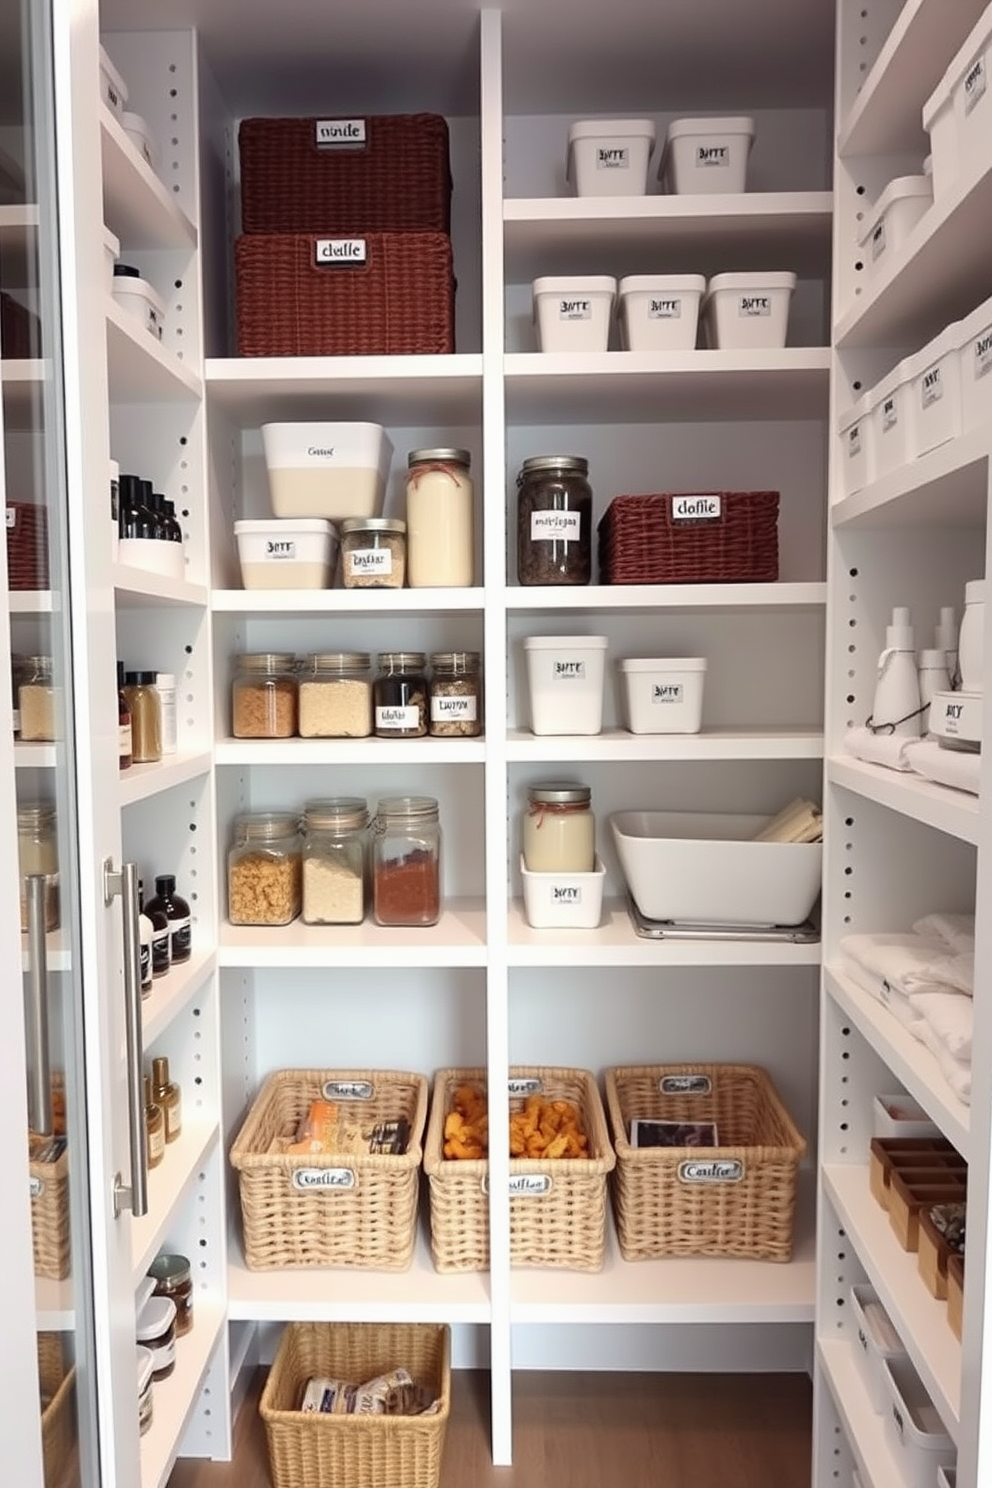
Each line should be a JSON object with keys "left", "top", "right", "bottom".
{"left": 39, "top": 1332, "right": 75, "bottom": 1488}
{"left": 424, "top": 1065, "right": 615, "bottom": 1273}
{"left": 260, "top": 1321, "right": 450, "bottom": 1488}
{"left": 604, "top": 1063, "right": 806, "bottom": 1262}
{"left": 598, "top": 490, "right": 779, "bottom": 584}
{"left": 229, "top": 1068, "right": 428, "bottom": 1270}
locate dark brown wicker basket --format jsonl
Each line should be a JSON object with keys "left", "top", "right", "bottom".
{"left": 235, "top": 232, "right": 455, "bottom": 358}
{"left": 6, "top": 501, "right": 50, "bottom": 590}
{"left": 239, "top": 114, "right": 451, "bottom": 235}
{"left": 598, "top": 491, "right": 779, "bottom": 585}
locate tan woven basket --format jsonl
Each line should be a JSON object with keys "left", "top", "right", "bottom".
{"left": 598, "top": 491, "right": 779, "bottom": 585}
{"left": 260, "top": 1321, "right": 450, "bottom": 1488}
{"left": 424, "top": 1066, "right": 615, "bottom": 1273}
{"left": 31, "top": 1137, "right": 70, "bottom": 1281}
{"left": 605, "top": 1063, "right": 806, "bottom": 1262}
{"left": 230, "top": 1069, "right": 428, "bottom": 1270}
{"left": 38, "top": 1332, "right": 75, "bottom": 1488}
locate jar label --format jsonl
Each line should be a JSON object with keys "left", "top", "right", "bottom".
{"left": 975, "top": 329, "right": 992, "bottom": 379}
{"left": 315, "top": 237, "right": 368, "bottom": 266}
{"left": 847, "top": 423, "right": 861, "bottom": 457}
{"left": 921, "top": 363, "right": 943, "bottom": 409}
{"left": 431, "top": 694, "right": 477, "bottom": 722}
{"left": 551, "top": 884, "right": 582, "bottom": 904}
{"left": 165, "top": 1102, "right": 182, "bottom": 1140}
{"left": 530, "top": 509, "right": 581, "bottom": 542}
{"left": 882, "top": 397, "right": 898, "bottom": 432}
{"left": 263, "top": 539, "right": 297, "bottom": 561}
{"left": 151, "top": 927, "right": 171, "bottom": 976}
{"left": 316, "top": 117, "right": 367, "bottom": 146}
{"left": 557, "top": 298, "right": 592, "bottom": 320}
{"left": 738, "top": 295, "right": 771, "bottom": 317}
{"left": 119, "top": 722, "right": 132, "bottom": 756}
{"left": 671, "top": 494, "right": 721, "bottom": 522}
{"left": 870, "top": 219, "right": 885, "bottom": 260}
{"left": 171, "top": 918, "right": 192, "bottom": 959}
{"left": 292, "top": 1166, "right": 357, "bottom": 1191}
{"left": 347, "top": 546, "right": 392, "bottom": 576}
{"left": 140, "top": 942, "right": 152, "bottom": 984}
{"left": 597, "top": 146, "right": 629, "bottom": 170}
{"left": 678, "top": 1159, "right": 744, "bottom": 1184}
{"left": 659, "top": 1073, "right": 711, "bottom": 1095}
{"left": 649, "top": 298, "right": 682, "bottom": 319}
{"left": 376, "top": 704, "right": 420, "bottom": 729}
{"left": 652, "top": 682, "right": 684, "bottom": 703}
{"left": 148, "top": 1123, "right": 165, "bottom": 1163}
{"left": 696, "top": 145, "right": 729, "bottom": 167}
{"left": 964, "top": 54, "right": 986, "bottom": 114}
{"left": 553, "top": 659, "right": 586, "bottom": 680}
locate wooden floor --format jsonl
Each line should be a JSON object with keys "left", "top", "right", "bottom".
{"left": 168, "top": 1368, "right": 813, "bottom": 1488}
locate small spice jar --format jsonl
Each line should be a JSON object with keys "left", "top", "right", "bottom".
{"left": 123, "top": 671, "right": 162, "bottom": 762}
{"left": 17, "top": 801, "right": 60, "bottom": 932}
{"left": 405, "top": 448, "right": 474, "bottom": 588}
{"left": 373, "top": 652, "right": 428, "bottom": 738}
{"left": 372, "top": 796, "right": 441, "bottom": 927}
{"left": 516, "top": 455, "right": 593, "bottom": 586}
{"left": 522, "top": 783, "right": 595, "bottom": 872}
{"left": 232, "top": 652, "right": 298, "bottom": 738}
{"left": 429, "top": 652, "right": 482, "bottom": 737}
{"left": 298, "top": 652, "right": 373, "bottom": 738}
{"left": 228, "top": 811, "right": 303, "bottom": 926}
{"left": 148, "top": 1252, "right": 194, "bottom": 1337}
{"left": 302, "top": 798, "right": 369, "bottom": 925}
{"left": 136, "top": 1293, "right": 177, "bottom": 1382}
{"left": 339, "top": 517, "right": 407, "bottom": 589}
{"left": 14, "top": 654, "right": 58, "bottom": 741}
{"left": 136, "top": 1346, "right": 154, "bottom": 1435}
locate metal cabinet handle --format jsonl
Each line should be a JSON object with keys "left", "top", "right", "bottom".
{"left": 24, "top": 875, "right": 52, "bottom": 1137}
{"left": 104, "top": 858, "right": 148, "bottom": 1218}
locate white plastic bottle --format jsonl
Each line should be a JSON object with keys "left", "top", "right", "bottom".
{"left": 917, "top": 649, "right": 951, "bottom": 733}
{"left": 936, "top": 606, "right": 959, "bottom": 689}
{"left": 957, "top": 580, "right": 985, "bottom": 693}
{"left": 871, "top": 607, "right": 921, "bottom": 736}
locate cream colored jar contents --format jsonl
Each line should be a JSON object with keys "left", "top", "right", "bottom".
{"left": 405, "top": 447, "right": 474, "bottom": 588}
{"left": 522, "top": 784, "right": 594, "bottom": 872}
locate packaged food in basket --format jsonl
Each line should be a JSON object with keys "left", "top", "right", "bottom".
{"left": 597, "top": 490, "right": 779, "bottom": 585}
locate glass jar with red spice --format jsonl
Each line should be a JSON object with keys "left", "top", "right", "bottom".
{"left": 371, "top": 796, "right": 441, "bottom": 927}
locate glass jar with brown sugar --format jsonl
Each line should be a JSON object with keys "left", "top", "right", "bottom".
{"left": 232, "top": 652, "right": 298, "bottom": 738}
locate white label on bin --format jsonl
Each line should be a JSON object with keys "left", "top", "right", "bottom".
{"left": 649, "top": 298, "right": 682, "bottom": 319}
{"left": 652, "top": 682, "right": 684, "bottom": 704}
{"left": 508, "top": 1077, "right": 543, "bottom": 1096}
{"left": 347, "top": 546, "right": 392, "bottom": 577}
{"left": 882, "top": 398, "right": 898, "bottom": 433}
{"left": 375, "top": 704, "right": 420, "bottom": 730}
{"left": 551, "top": 884, "right": 582, "bottom": 904}
{"left": 848, "top": 424, "right": 862, "bottom": 457}
{"left": 597, "top": 147, "right": 629, "bottom": 170}
{"left": 871, "top": 219, "right": 886, "bottom": 260}
{"left": 974, "top": 329, "right": 992, "bottom": 379}
{"left": 145, "top": 304, "right": 162, "bottom": 339}
{"left": 30, "top": 1175, "right": 43, "bottom": 1199}
{"left": 558, "top": 298, "right": 592, "bottom": 320}
{"left": 531, "top": 510, "right": 581, "bottom": 542}
{"left": 738, "top": 295, "right": 771, "bottom": 317}
{"left": 431, "top": 694, "right": 477, "bottom": 722}
{"left": 891, "top": 1400, "right": 906, "bottom": 1443}
{"left": 509, "top": 1174, "right": 552, "bottom": 1196}
{"left": 5, "top": 508, "right": 14, "bottom": 527}
{"left": 678, "top": 1159, "right": 744, "bottom": 1184}
{"left": 553, "top": 659, "right": 586, "bottom": 680}
{"left": 697, "top": 145, "right": 729, "bottom": 167}
{"left": 315, "top": 118, "right": 367, "bottom": 146}
{"left": 856, "top": 1325, "right": 869, "bottom": 1355}
{"left": 660, "top": 1073, "right": 711, "bottom": 1096}
{"left": 292, "top": 1167, "right": 357, "bottom": 1191}
{"left": 671, "top": 494, "right": 721, "bottom": 522}
{"left": 323, "top": 1079, "right": 374, "bottom": 1101}
{"left": 964, "top": 55, "right": 986, "bottom": 113}
{"left": 314, "top": 237, "right": 367, "bottom": 265}
{"left": 921, "top": 364, "right": 944, "bottom": 409}
{"left": 264, "top": 539, "right": 297, "bottom": 560}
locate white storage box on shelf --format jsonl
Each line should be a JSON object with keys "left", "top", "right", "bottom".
{"left": 260, "top": 422, "right": 393, "bottom": 522}
{"left": 99, "top": 43, "right": 128, "bottom": 117}
{"left": 102, "top": 226, "right": 119, "bottom": 296}
{"left": 923, "top": 5, "right": 992, "bottom": 200}
{"left": 700, "top": 271, "right": 796, "bottom": 350}
{"left": 836, "top": 392, "right": 873, "bottom": 496}
{"left": 522, "top": 634, "right": 608, "bottom": 736}
{"left": 609, "top": 811, "right": 823, "bottom": 926}
{"left": 849, "top": 1284, "right": 907, "bottom": 1414}
{"left": 910, "top": 322, "right": 962, "bottom": 457}
{"left": 617, "top": 657, "right": 707, "bottom": 734}
{"left": 566, "top": 119, "right": 656, "bottom": 197}
{"left": 122, "top": 110, "right": 159, "bottom": 172}
{"left": 234, "top": 517, "right": 338, "bottom": 590}
{"left": 880, "top": 1356, "right": 956, "bottom": 1488}
{"left": 617, "top": 274, "right": 705, "bottom": 352}
{"left": 519, "top": 854, "right": 607, "bottom": 930}
{"left": 533, "top": 277, "right": 616, "bottom": 353}
{"left": 867, "top": 356, "right": 916, "bottom": 480}
{"left": 873, "top": 1093, "right": 940, "bottom": 1140}
{"left": 658, "top": 115, "right": 755, "bottom": 194}
{"left": 111, "top": 267, "right": 165, "bottom": 340}
{"left": 958, "top": 292, "right": 992, "bottom": 433}
{"left": 857, "top": 175, "right": 932, "bottom": 275}
{"left": 118, "top": 535, "right": 185, "bottom": 582}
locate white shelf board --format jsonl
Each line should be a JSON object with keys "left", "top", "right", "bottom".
{"left": 827, "top": 755, "right": 979, "bottom": 845}
{"left": 119, "top": 750, "right": 213, "bottom": 807}
{"left": 21, "top": 926, "right": 71, "bottom": 974}
{"left": 107, "top": 299, "right": 202, "bottom": 403}
{"left": 131, "top": 1122, "right": 220, "bottom": 1283}
{"left": 824, "top": 965, "right": 971, "bottom": 1161}
{"left": 14, "top": 740, "right": 56, "bottom": 768}
{"left": 7, "top": 590, "right": 54, "bottom": 614}
{"left": 0, "top": 358, "right": 45, "bottom": 429}
{"left": 100, "top": 103, "right": 197, "bottom": 251}
{"left": 0, "top": 202, "right": 38, "bottom": 283}
{"left": 507, "top": 899, "right": 821, "bottom": 967}
{"left": 831, "top": 426, "right": 991, "bottom": 529}
{"left": 35, "top": 1274, "right": 74, "bottom": 1334}
{"left": 823, "top": 1163, "right": 960, "bottom": 1442}
{"left": 211, "top": 587, "right": 484, "bottom": 615}
{"left": 218, "top": 900, "right": 487, "bottom": 968}
{"left": 506, "top": 726, "right": 823, "bottom": 762}
{"left": 114, "top": 564, "right": 209, "bottom": 608}
{"left": 506, "top": 582, "right": 826, "bottom": 612}
{"left": 141, "top": 948, "right": 217, "bottom": 1050}
{"left": 140, "top": 1300, "right": 224, "bottom": 1488}
{"left": 837, "top": 0, "right": 990, "bottom": 157}
{"left": 214, "top": 736, "right": 484, "bottom": 766}
{"left": 818, "top": 1337, "right": 908, "bottom": 1488}
{"left": 204, "top": 354, "right": 483, "bottom": 425}
{"left": 504, "top": 348, "right": 831, "bottom": 423}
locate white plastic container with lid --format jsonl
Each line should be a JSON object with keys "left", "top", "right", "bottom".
{"left": 522, "top": 634, "right": 608, "bottom": 735}
{"left": 520, "top": 853, "right": 606, "bottom": 929}
{"left": 566, "top": 119, "right": 656, "bottom": 197}
{"left": 700, "top": 271, "right": 796, "bottom": 350}
{"left": 868, "top": 355, "right": 916, "bottom": 479}
{"left": 112, "top": 266, "right": 166, "bottom": 341}
{"left": 910, "top": 321, "right": 962, "bottom": 456}
{"left": 122, "top": 110, "right": 159, "bottom": 172}
{"left": 873, "top": 1092, "right": 940, "bottom": 1140}
{"left": 849, "top": 1283, "right": 907, "bottom": 1414}
{"left": 234, "top": 517, "right": 337, "bottom": 590}
{"left": 618, "top": 657, "right": 707, "bottom": 734}
{"left": 155, "top": 672, "right": 177, "bottom": 754}
{"left": 103, "top": 226, "right": 119, "bottom": 295}
{"left": 922, "top": 75, "right": 958, "bottom": 200}
{"left": 617, "top": 274, "right": 706, "bottom": 352}
{"left": 957, "top": 292, "right": 992, "bottom": 433}
{"left": 880, "top": 1356, "right": 956, "bottom": 1488}
{"left": 261, "top": 421, "right": 393, "bottom": 522}
{"left": 136, "top": 1293, "right": 177, "bottom": 1382}
{"left": 533, "top": 276, "right": 616, "bottom": 353}
{"left": 857, "top": 175, "right": 932, "bottom": 274}
{"left": 958, "top": 578, "right": 985, "bottom": 692}
{"left": 924, "top": 4, "right": 992, "bottom": 197}
{"left": 836, "top": 391, "right": 873, "bottom": 496}
{"left": 659, "top": 116, "right": 755, "bottom": 195}
{"left": 99, "top": 43, "right": 128, "bottom": 116}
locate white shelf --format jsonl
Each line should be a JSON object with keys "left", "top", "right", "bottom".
{"left": 832, "top": 425, "right": 991, "bottom": 529}
{"left": 107, "top": 299, "right": 202, "bottom": 403}
{"left": 827, "top": 755, "right": 980, "bottom": 845}
{"left": 100, "top": 103, "right": 197, "bottom": 251}
{"left": 7, "top": 591, "right": 54, "bottom": 614}
{"left": 506, "top": 726, "right": 823, "bottom": 762}
{"left": 504, "top": 348, "right": 831, "bottom": 423}
{"left": 35, "top": 1274, "right": 75, "bottom": 1334}
{"left": 14, "top": 740, "right": 56, "bottom": 768}
{"left": 823, "top": 1163, "right": 961, "bottom": 1443}
{"left": 0, "top": 358, "right": 46, "bottom": 429}
{"left": 818, "top": 1338, "right": 907, "bottom": 1488}
{"left": 204, "top": 354, "right": 483, "bottom": 424}
{"left": 114, "top": 565, "right": 209, "bottom": 608}
{"left": 211, "top": 586, "right": 484, "bottom": 615}
{"left": 824, "top": 965, "right": 971, "bottom": 1161}
{"left": 130, "top": 1121, "right": 220, "bottom": 1283}
{"left": 119, "top": 750, "right": 213, "bottom": 807}
{"left": 141, "top": 948, "right": 217, "bottom": 1050}
{"left": 0, "top": 202, "right": 38, "bottom": 282}
{"left": 507, "top": 582, "right": 826, "bottom": 612}
{"left": 140, "top": 1300, "right": 224, "bottom": 1488}
{"left": 218, "top": 900, "right": 487, "bottom": 968}
{"left": 214, "top": 737, "right": 484, "bottom": 766}
{"left": 21, "top": 926, "right": 71, "bottom": 974}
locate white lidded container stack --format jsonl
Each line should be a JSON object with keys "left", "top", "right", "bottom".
{"left": 234, "top": 517, "right": 338, "bottom": 589}
{"left": 867, "top": 356, "right": 916, "bottom": 480}
{"left": 701, "top": 271, "right": 796, "bottom": 350}
{"left": 566, "top": 119, "right": 656, "bottom": 196}
{"left": 880, "top": 1356, "right": 956, "bottom": 1488}
{"left": 617, "top": 275, "right": 706, "bottom": 351}
{"left": 857, "top": 175, "right": 932, "bottom": 275}
{"left": 99, "top": 44, "right": 128, "bottom": 117}
{"left": 909, "top": 321, "right": 962, "bottom": 457}
{"left": 849, "top": 1284, "right": 907, "bottom": 1414}
{"left": 617, "top": 657, "right": 707, "bottom": 733}
{"left": 533, "top": 276, "right": 616, "bottom": 353}
{"left": 261, "top": 422, "right": 393, "bottom": 521}
{"left": 836, "top": 391, "right": 873, "bottom": 496}
{"left": 112, "top": 264, "right": 166, "bottom": 340}
{"left": 958, "top": 292, "right": 992, "bottom": 433}
{"left": 659, "top": 115, "right": 755, "bottom": 194}
{"left": 923, "top": 5, "right": 992, "bottom": 199}
{"left": 520, "top": 854, "right": 606, "bottom": 929}
{"left": 522, "top": 634, "right": 608, "bottom": 735}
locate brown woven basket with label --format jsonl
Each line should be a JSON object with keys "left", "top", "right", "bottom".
{"left": 38, "top": 1332, "right": 75, "bottom": 1488}
{"left": 598, "top": 490, "right": 779, "bottom": 584}
{"left": 424, "top": 1065, "right": 615, "bottom": 1273}
{"left": 235, "top": 231, "right": 455, "bottom": 357}
{"left": 239, "top": 114, "right": 451, "bottom": 235}
{"left": 31, "top": 1138, "right": 70, "bottom": 1280}
{"left": 6, "top": 500, "right": 50, "bottom": 590}
{"left": 605, "top": 1062, "right": 806, "bottom": 1262}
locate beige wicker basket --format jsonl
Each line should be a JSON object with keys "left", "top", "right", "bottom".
{"left": 605, "top": 1062, "right": 806, "bottom": 1262}
{"left": 229, "top": 1069, "right": 428, "bottom": 1270}
{"left": 424, "top": 1066, "right": 615, "bottom": 1272}
{"left": 31, "top": 1138, "right": 70, "bottom": 1281}
{"left": 260, "top": 1321, "right": 450, "bottom": 1488}
{"left": 38, "top": 1332, "right": 75, "bottom": 1488}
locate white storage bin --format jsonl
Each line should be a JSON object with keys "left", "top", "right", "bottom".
{"left": 520, "top": 854, "right": 606, "bottom": 929}
{"left": 566, "top": 119, "right": 655, "bottom": 197}
{"left": 881, "top": 1356, "right": 956, "bottom": 1488}
{"left": 102, "top": 226, "right": 120, "bottom": 296}
{"left": 836, "top": 392, "right": 873, "bottom": 496}
{"left": 99, "top": 44, "right": 128, "bottom": 117}
{"left": 122, "top": 110, "right": 159, "bottom": 172}
{"left": 618, "top": 657, "right": 706, "bottom": 734}
{"left": 858, "top": 176, "right": 932, "bottom": 274}
{"left": 873, "top": 1093, "right": 940, "bottom": 1140}
{"left": 922, "top": 77, "right": 957, "bottom": 201}
{"left": 533, "top": 276, "right": 616, "bottom": 353}
{"left": 609, "top": 810, "right": 823, "bottom": 926}
{"left": 522, "top": 634, "right": 608, "bottom": 736}
{"left": 924, "top": 4, "right": 992, "bottom": 199}
{"left": 910, "top": 322, "right": 962, "bottom": 456}
{"left": 958, "top": 292, "right": 992, "bottom": 433}
{"left": 261, "top": 421, "right": 393, "bottom": 522}
{"left": 659, "top": 115, "right": 754, "bottom": 195}
{"left": 701, "top": 271, "right": 796, "bottom": 350}
{"left": 234, "top": 517, "right": 338, "bottom": 590}
{"left": 850, "top": 1284, "right": 907, "bottom": 1414}
{"left": 112, "top": 269, "right": 166, "bottom": 341}
{"left": 617, "top": 274, "right": 705, "bottom": 352}
{"left": 868, "top": 356, "right": 916, "bottom": 480}
{"left": 118, "top": 536, "right": 185, "bottom": 582}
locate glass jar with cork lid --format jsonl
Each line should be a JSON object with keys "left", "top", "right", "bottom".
{"left": 371, "top": 796, "right": 441, "bottom": 927}
{"left": 516, "top": 454, "right": 592, "bottom": 586}
{"left": 17, "top": 801, "right": 60, "bottom": 932}
{"left": 228, "top": 811, "right": 302, "bottom": 925}
{"left": 405, "top": 447, "right": 474, "bottom": 587}
{"left": 302, "top": 798, "right": 369, "bottom": 925}
{"left": 232, "top": 652, "right": 298, "bottom": 738}
{"left": 298, "top": 652, "right": 373, "bottom": 738}
{"left": 522, "top": 783, "right": 595, "bottom": 872}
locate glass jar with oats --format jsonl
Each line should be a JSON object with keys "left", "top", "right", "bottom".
{"left": 298, "top": 652, "right": 373, "bottom": 738}
{"left": 302, "top": 798, "right": 369, "bottom": 925}
{"left": 232, "top": 653, "right": 298, "bottom": 738}
{"left": 228, "top": 812, "right": 302, "bottom": 925}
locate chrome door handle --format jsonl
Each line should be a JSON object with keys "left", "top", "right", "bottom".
{"left": 104, "top": 858, "right": 148, "bottom": 1218}
{"left": 24, "top": 875, "right": 52, "bottom": 1137}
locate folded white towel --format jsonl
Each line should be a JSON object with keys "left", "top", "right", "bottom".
{"left": 844, "top": 726, "right": 920, "bottom": 772}
{"left": 839, "top": 931, "right": 969, "bottom": 997}
{"left": 916, "top": 1022, "right": 971, "bottom": 1104}
{"left": 910, "top": 737, "right": 981, "bottom": 797}
{"left": 912, "top": 912, "right": 976, "bottom": 955}
{"left": 909, "top": 990, "right": 973, "bottom": 1060}
{"left": 839, "top": 954, "right": 926, "bottom": 1036}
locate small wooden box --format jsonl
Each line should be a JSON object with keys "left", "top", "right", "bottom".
{"left": 947, "top": 1253, "right": 964, "bottom": 1340}
{"left": 887, "top": 1173, "right": 966, "bottom": 1252}
{"left": 868, "top": 1137, "right": 962, "bottom": 1210}
{"left": 917, "top": 1208, "right": 955, "bottom": 1299}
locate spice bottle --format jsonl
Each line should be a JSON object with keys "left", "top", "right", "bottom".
{"left": 339, "top": 517, "right": 407, "bottom": 589}
{"left": 150, "top": 1055, "right": 182, "bottom": 1143}
{"left": 12, "top": 655, "right": 52, "bottom": 740}
{"left": 372, "top": 796, "right": 441, "bottom": 927}
{"left": 18, "top": 654, "right": 59, "bottom": 742}
{"left": 123, "top": 671, "right": 162, "bottom": 762}
{"left": 516, "top": 455, "right": 593, "bottom": 586}
{"left": 145, "top": 874, "right": 191, "bottom": 964}
{"left": 17, "top": 802, "right": 60, "bottom": 932}
{"left": 373, "top": 652, "right": 428, "bottom": 737}
{"left": 405, "top": 448, "right": 474, "bottom": 587}
{"left": 302, "top": 798, "right": 369, "bottom": 925}
{"left": 144, "top": 1073, "right": 165, "bottom": 1169}
{"left": 522, "top": 783, "right": 595, "bottom": 872}
{"left": 118, "top": 662, "right": 133, "bottom": 769}
{"left": 298, "top": 652, "right": 373, "bottom": 739}
{"left": 232, "top": 652, "right": 298, "bottom": 738}
{"left": 148, "top": 1252, "right": 193, "bottom": 1337}
{"left": 429, "top": 652, "right": 482, "bottom": 736}
{"left": 228, "top": 812, "right": 303, "bottom": 926}
{"left": 155, "top": 672, "right": 177, "bottom": 754}
{"left": 139, "top": 879, "right": 170, "bottom": 980}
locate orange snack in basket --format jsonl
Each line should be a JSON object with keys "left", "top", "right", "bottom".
{"left": 444, "top": 1085, "right": 588, "bottom": 1160}
{"left": 286, "top": 1098, "right": 341, "bottom": 1155}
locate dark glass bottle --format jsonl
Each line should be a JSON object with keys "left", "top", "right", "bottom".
{"left": 139, "top": 877, "right": 171, "bottom": 978}
{"left": 146, "top": 874, "right": 191, "bottom": 964}
{"left": 118, "top": 660, "right": 133, "bottom": 770}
